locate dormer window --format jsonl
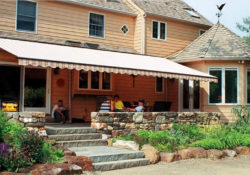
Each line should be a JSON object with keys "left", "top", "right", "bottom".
{"left": 16, "top": 0, "right": 37, "bottom": 33}
{"left": 121, "top": 25, "right": 129, "bottom": 34}
{"left": 89, "top": 13, "right": 105, "bottom": 38}
{"left": 184, "top": 8, "right": 200, "bottom": 18}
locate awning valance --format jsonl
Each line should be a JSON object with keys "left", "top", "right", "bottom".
{"left": 0, "top": 38, "right": 217, "bottom": 82}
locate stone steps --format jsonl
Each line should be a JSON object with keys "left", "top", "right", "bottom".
{"left": 92, "top": 158, "right": 150, "bottom": 171}
{"left": 48, "top": 133, "right": 101, "bottom": 141}
{"left": 46, "top": 125, "right": 150, "bottom": 171}
{"left": 56, "top": 139, "right": 107, "bottom": 147}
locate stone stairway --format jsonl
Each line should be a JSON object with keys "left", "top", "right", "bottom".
{"left": 46, "top": 125, "right": 150, "bottom": 171}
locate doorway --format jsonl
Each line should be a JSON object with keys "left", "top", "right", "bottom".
{"left": 179, "top": 80, "right": 200, "bottom": 112}
{"left": 23, "top": 67, "right": 51, "bottom": 113}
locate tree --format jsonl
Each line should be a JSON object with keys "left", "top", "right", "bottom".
{"left": 237, "top": 17, "right": 250, "bottom": 44}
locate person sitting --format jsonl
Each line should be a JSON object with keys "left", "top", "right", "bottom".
{"left": 128, "top": 99, "right": 145, "bottom": 112}
{"left": 99, "top": 96, "right": 112, "bottom": 112}
{"left": 112, "top": 95, "right": 126, "bottom": 112}
{"left": 52, "top": 100, "right": 69, "bottom": 124}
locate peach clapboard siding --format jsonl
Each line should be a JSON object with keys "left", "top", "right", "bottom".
{"left": 145, "top": 15, "right": 209, "bottom": 57}
{"left": 183, "top": 60, "right": 250, "bottom": 122}
{"left": 0, "top": 0, "right": 135, "bottom": 49}
{"left": 0, "top": 49, "right": 18, "bottom": 63}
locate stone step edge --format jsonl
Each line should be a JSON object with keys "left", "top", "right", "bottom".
{"left": 92, "top": 158, "right": 150, "bottom": 171}
{"left": 56, "top": 139, "right": 107, "bottom": 143}
{"left": 48, "top": 133, "right": 101, "bottom": 137}
{"left": 74, "top": 151, "right": 145, "bottom": 159}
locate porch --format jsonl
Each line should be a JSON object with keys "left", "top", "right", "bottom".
{"left": 0, "top": 37, "right": 217, "bottom": 122}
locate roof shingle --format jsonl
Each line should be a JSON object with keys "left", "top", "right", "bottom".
{"left": 133, "top": 0, "right": 212, "bottom": 26}
{"left": 59, "top": 0, "right": 136, "bottom": 15}
{"left": 169, "top": 23, "right": 250, "bottom": 63}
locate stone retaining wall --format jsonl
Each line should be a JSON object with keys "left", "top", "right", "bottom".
{"left": 91, "top": 112, "right": 220, "bottom": 136}
{"left": 4, "top": 111, "right": 46, "bottom": 129}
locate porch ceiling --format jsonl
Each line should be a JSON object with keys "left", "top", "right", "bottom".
{"left": 0, "top": 38, "right": 217, "bottom": 82}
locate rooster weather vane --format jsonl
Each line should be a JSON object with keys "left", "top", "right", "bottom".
{"left": 216, "top": 3, "right": 226, "bottom": 23}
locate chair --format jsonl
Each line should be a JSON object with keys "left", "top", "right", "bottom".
{"left": 153, "top": 101, "right": 172, "bottom": 112}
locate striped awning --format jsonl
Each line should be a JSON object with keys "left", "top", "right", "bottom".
{"left": 0, "top": 38, "right": 217, "bottom": 82}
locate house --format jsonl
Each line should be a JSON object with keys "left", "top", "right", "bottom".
{"left": 170, "top": 23, "right": 250, "bottom": 122}
{"left": 2, "top": 0, "right": 240, "bottom": 122}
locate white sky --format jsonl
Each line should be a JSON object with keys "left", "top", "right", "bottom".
{"left": 182, "top": 0, "right": 250, "bottom": 37}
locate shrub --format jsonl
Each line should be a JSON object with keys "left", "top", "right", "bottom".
{"left": 0, "top": 111, "right": 10, "bottom": 142}
{"left": 232, "top": 105, "right": 250, "bottom": 125}
{"left": 191, "top": 138, "right": 224, "bottom": 150}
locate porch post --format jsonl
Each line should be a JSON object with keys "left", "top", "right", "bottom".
{"left": 69, "top": 69, "right": 72, "bottom": 123}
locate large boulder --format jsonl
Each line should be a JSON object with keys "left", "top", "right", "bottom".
{"left": 188, "top": 147, "right": 207, "bottom": 158}
{"left": 207, "top": 149, "right": 225, "bottom": 159}
{"left": 112, "top": 140, "right": 139, "bottom": 151}
{"left": 160, "top": 152, "right": 181, "bottom": 162}
{"left": 178, "top": 147, "right": 207, "bottom": 159}
{"left": 223, "top": 149, "right": 237, "bottom": 157}
{"left": 235, "top": 146, "right": 250, "bottom": 155}
{"left": 141, "top": 145, "right": 159, "bottom": 164}
{"left": 64, "top": 156, "right": 94, "bottom": 172}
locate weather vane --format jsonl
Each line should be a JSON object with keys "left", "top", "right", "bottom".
{"left": 216, "top": 3, "right": 226, "bottom": 23}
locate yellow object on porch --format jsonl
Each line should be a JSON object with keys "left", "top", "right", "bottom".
{"left": 2, "top": 102, "right": 18, "bottom": 112}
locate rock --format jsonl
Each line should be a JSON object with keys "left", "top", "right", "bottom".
{"left": 178, "top": 149, "right": 192, "bottom": 159}
{"left": 64, "top": 150, "right": 76, "bottom": 156}
{"left": 64, "top": 156, "right": 94, "bottom": 172}
{"left": 156, "top": 116, "right": 166, "bottom": 124}
{"left": 160, "top": 152, "right": 181, "bottom": 162}
{"left": 91, "top": 123, "right": 107, "bottom": 130}
{"left": 125, "top": 123, "right": 136, "bottom": 129}
{"left": 30, "top": 163, "right": 82, "bottom": 175}
{"left": 25, "top": 122, "right": 44, "bottom": 128}
{"left": 207, "top": 149, "right": 225, "bottom": 159}
{"left": 188, "top": 147, "right": 207, "bottom": 158}
{"left": 19, "top": 117, "right": 38, "bottom": 123}
{"left": 107, "top": 126, "right": 113, "bottom": 130}
{"left": 223, "top": 149, "right": 236, "bottom": 157}
{"left": 235, "top": 146, "right": 250, "bottom": 155}
{"left": 111, "top": 130, "right": 121, "bottom": 137}
{"left": 133, "top": 113, "right": 143, "bottom": 123}
{"left": 112, "top": 140, "right": 139, "bottom": 151}
{"left": 141, "top": 145, "right": 159, "bottom": 164}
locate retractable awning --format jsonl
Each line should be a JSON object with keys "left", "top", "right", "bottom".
{"left": 0, "top": 38, "right": 217, "bottom": 82}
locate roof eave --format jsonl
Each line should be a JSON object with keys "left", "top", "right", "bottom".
{"left": 146, "top": 12, "right": 212, "bottom": 27}
{"left": 173, "top": 57, "right": 250, "bottom": 63}
{"left": 56, "top": 0, "right": 137, "bottom": 17}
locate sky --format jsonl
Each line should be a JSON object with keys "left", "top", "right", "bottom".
{"left": 182, "top": 0, "right": 250, "bottom": 37}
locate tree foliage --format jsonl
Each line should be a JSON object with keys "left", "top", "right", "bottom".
{"left": 237, "top": 17, "right": 250, "bottom": 44}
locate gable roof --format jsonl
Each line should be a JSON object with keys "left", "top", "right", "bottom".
{"left": 133, "top": 0, "right": 212, "bottom": 26}
{"left": 57, "top": 0, "right": 136, "bottom": 16}
{"left": 169, "top": 23, "right": 250, "bottom": 63}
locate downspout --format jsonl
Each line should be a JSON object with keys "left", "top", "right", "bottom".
{"left": 142, "top": 13, "right": 147, "bottom": 55}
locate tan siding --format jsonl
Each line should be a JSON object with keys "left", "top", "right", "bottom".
{"left": 145, "top": 15, "right": 209, "bottom": 57}
{"left": 0, "top": 0, "right": 135, "bottom": 49}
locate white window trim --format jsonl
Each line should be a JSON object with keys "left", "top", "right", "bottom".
{"left": 208, "top": 67, "right": 239, "bottom": 105}
{"left": 247, "top": 67, "right": 250, "bottom": 105}
{"left": 78, "top": 71, "right": 112, "bottom": 91}
{"left": 88, "top": 12, "right": 106, "bottom": 39}
{"left": 15, "top": 0, "right": 38, "bottom": 34}
{"left": 155, "top": 77, "right": 164, "bottom": 93}
{"left": 199, "top": 29, "right": 206, "bottom": 36}
{"left": 151, "top": 20, "right": 167, "bottom": 41}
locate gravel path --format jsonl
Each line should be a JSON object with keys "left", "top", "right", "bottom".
{"left": 102, "top": 156, "right": 250, "bottom": 175}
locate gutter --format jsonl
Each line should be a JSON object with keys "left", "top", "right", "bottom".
{"left": 55, "top": 0, "right": 137, "bottom": 16}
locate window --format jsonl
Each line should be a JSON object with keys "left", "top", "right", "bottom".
{"left": 183, "top": 80, "right": 189, "bottom": 109}
{"left": 156, "top": 77, "right": 164, "bottom": 92}
{"left": 184, "top": 9, "right": 200, "bottom": 18}
{"left": 121, "top": 25, "right": 129, "bottom": 34}
{"left": 16, "top": 0, "right": 37, "bottom": 32}
{"left": 193, "top": 81, "right": 200, "bottom": 109}
{"left": 79, "top": 71, "right": 111, "bottom": 90}
{"left": 89, "top": 13, "right": 105, "bottom": 38}
{"left": 209, "top": 68, "right": 238, "bottom": 104}
{"left": 200, "top": 29, "right": 206, "bottom": 36}
{"left": 247, "top": 69, "right": 250, "bottom": 104}
{"left": 152, "top": 21, "right": 167, "bottom": 40}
